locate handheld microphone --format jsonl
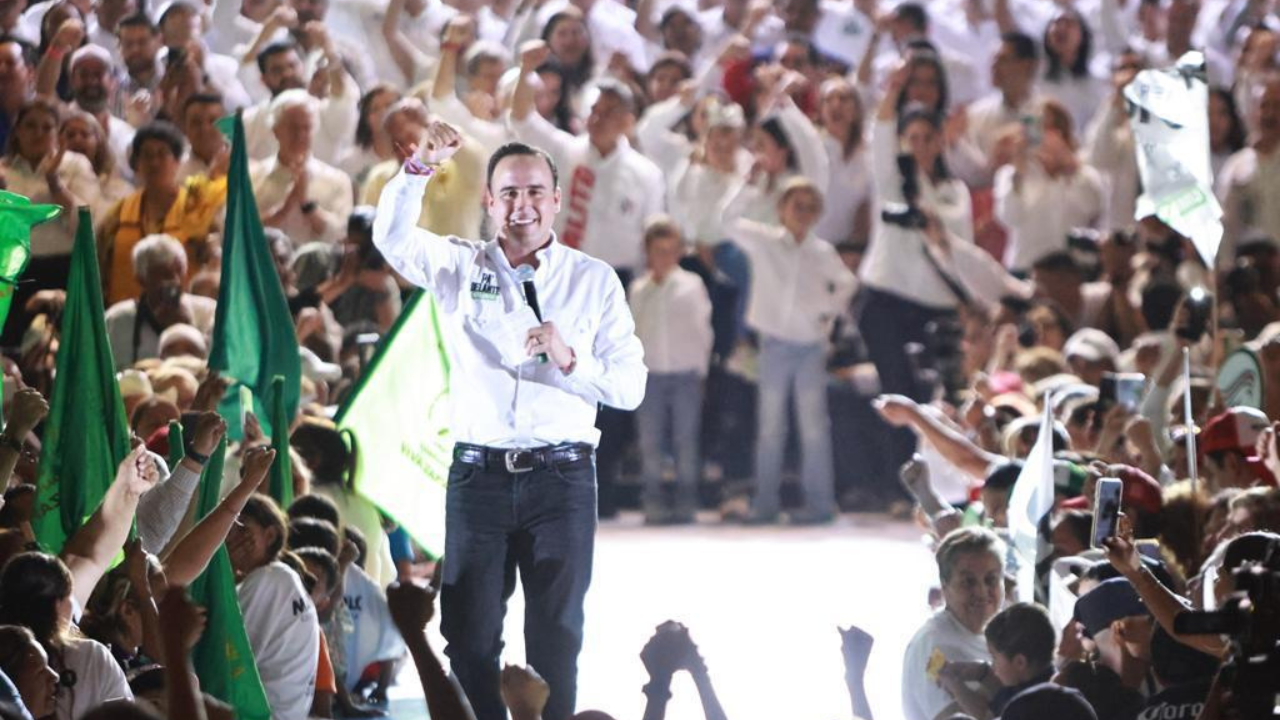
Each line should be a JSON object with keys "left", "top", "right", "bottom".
{"left": 515, "top": 265, "right": 547, "bottom": 363}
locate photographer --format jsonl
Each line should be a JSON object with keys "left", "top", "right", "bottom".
{"left": 859, "top": 59, "right": 974, "bottom": 471}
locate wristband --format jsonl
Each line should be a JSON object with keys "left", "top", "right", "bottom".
{"left": 184, "top": 445, "right": 210, "bottom": 466}
{"left": 47, "top": 45, "right": 67, "bottom": 61}
{"left": 441, "top": 41, "right": 463, "bottom": 53}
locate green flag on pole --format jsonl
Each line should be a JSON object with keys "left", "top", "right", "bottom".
{"left": 166, "top": 420, "right": 185, "bottom": 471}
{"left": 0, "top": 191, "right": 57, "bottom": 338}
{"left": 33, "top": 207, "right": 131, "bottom": 554}
{"left": 268, "top": 374, "right": 293, "bottom": 508}
{"left": 335, "top": 292, "right": 451, "bottom": 557}
{"left": 208, "top": 112, "right": 300, "bottom": 442}
{"left": 188, "top": 436, "right": 273, "bottom": 720}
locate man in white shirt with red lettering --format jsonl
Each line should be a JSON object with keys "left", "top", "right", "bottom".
{"left": 371, "top": 123, "right": 647, "bottom": 720}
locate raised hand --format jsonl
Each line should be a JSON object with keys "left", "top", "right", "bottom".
{"left": 239, "top": 445, "right": 276, "bottom": 489}
{"left": 500, "top": 665, "right": 550, "bottom": 720}
{"left": 418, "top": 121, "right": 463, "bottom": 166}
{"left": 189, "top": 412, "right": 228, "bottom": 457}
{"left": 1101, "top": 512, "right": 1142, "bottom": 578}
{"left": 640, "top": 620, "right": 692, "bottom": 682}
{"left": 159, "top": 586, "right": 208, "bottom": 650}
{"left": 192, "top": 372, "right": 232, "bottom": 413}
{"left": 6, "top": 387, "right": 49, "bottom": 438}
{"left": 118, "top": 444, "right": 161, "bottom": 497}
{"left": 519, "top": 40, "right": 550, "bottom": 73}
{"left": 387, "top": 580, "right": 437, "bottom": 637}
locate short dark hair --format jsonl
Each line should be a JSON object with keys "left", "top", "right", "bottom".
{"left": 129, "top": 120, "right": 186, "bottom": 170}
{"left": 288, "top": 516, "right": 341, "bottom": 556}
{"left": 0, "top": 35, "right": 35, "bottom": 67}
{"left": 181, "top": 91, "right": 224, "bottom": 118}
{"left": 984, "top": 461, "right": 1024, "bottom": 492}
{"left": 985, "top": 602, "right": 1055, "bottom": 669}
{"left": 894, "top": 3, "right": 929, "bottom": 32}
{"left": 117, "top": 12, "right": 157, "bottom": 35}
{"left": 256, "top": 39, "right": 298, "bottom": 76}
{"left": 287, "top": 492, "right": 341, "bottom": 528}
{"left": 1032, "top": 250, "right": 1081, "bottom": 276}
{"left": 643, "top": 215, "right": 682, "bottom": 247}
{"left": 1003, "top": 31, "right": 1041, "bottom": 63}
{"left": 486, "top": 142, "right": 559, "bottom": 190}
{"left": 344, "top": 525, "right": 367, "bottom": 569}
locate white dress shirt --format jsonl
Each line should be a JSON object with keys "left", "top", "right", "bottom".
{"left": 994, "top": 160, "right": 1104, "bottom": 271}
{"left": 816, "top": 134, "right": 872, "bottom": 244}
{"left": 1083, "top": 100, "right": 1140, "bottom": 232}
{"left": 511, "top": 112, "right": 665, "bottom": 272}
{"left": 105, "top": 294, "right": 217, "bottom": 369}
{"left": 860, "top": 119, "right": 975, "bottom": 309}
{"left": 250, "top": 155, "right": 354, "bottom": 245}
{"left": 1, "top": 151, "right": 100, "bottom": 257}
{"left": 731, "top": 218, "right": 857, "bottom": 345}
{"left": 669, "top": 153, "right": 751, "bottom": 246}
{"left": 1217, "top": 145, "right": 1280, "bottom": 267}
{"left": 372, "top": 168, "right": 647, "bottom": 447}
{"left": 242, "top": 93, "right": 357, "bottom": 166}
{"left": 629, "top": 267, "right": 713, "bottom": 376}
{"left": 950, "top": 92, "right": 1044, "bottom": 188}
{"left": 1041, "top": 73, "right": 1108, "bottom": 138}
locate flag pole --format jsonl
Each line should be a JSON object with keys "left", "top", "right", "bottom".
{"left": 1183, "top": 347, "right": 1197, "bottom": 492}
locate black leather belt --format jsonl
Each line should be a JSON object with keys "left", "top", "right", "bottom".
{"left": 453, "top": 442, "right": 593, "bottom": 474}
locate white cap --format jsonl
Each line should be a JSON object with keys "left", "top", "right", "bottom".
{"left": 1063, "top": 328, "right": 1120, "bottom": 364}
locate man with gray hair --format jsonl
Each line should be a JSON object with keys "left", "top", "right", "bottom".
{"left": 250, "top": 88, "right": 353, "bottom": 246}
{"left": 104, "top": 233, "right": 216, "bottom": 369}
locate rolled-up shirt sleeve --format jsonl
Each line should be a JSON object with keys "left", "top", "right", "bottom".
{"left": 548, "top": 271, "right": 647, "bottom": 410}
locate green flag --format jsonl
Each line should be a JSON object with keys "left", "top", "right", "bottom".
{"left": 209, "top": 113, "right": 300, "bottom": 442}
{"left": 336, "top": 292, "right": 450, "bottom": 557}
{"left": 33, "top": 208, "right": 131, "bottom": 554}
{"left": 268, "top": 375, "right": 293, "bottom": 508}
{"left": 166, "top": 420, "right": 185, "bottom": 471}
{"left": 189, "top": 436, "right": 272, "bottom": 720}
{"left": 0, "top": 191, "right": 58, "bottom": 337}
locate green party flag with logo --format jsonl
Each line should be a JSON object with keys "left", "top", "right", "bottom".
{"left": 0, "top": 191, "right": 57, "bottom": 339}
{"left": 268, "top": 375, "right": 293, "bottom": 508}
{"left": 33, "top": 208, "right": 131, "bottom": 554}
{"left": 336, "top": 292, "right": 451, "bottom": 557}
{"left": 209, "top": 112, "right": 300, "bottom": 442}
{"left": 188, "top": 436, "right": 272, "bottom": 720}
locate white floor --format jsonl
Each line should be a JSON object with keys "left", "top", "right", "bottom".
{"left": 387, "top": 513, "right": 937, "bottom": 720}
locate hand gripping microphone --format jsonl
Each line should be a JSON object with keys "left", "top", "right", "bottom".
{"left": 516, "top": 265, "right": 548, "bottom": 363}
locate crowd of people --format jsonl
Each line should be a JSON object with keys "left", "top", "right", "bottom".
{"left": 0, "top": 0, "right": 1275, "bottom": 717}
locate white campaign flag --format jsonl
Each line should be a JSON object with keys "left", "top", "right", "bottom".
{"left": 1124, "top": 51, "right": 1223, "bottom": 267}
{"left": 1008, "top": 397, "right": 1056, "bottom": 603}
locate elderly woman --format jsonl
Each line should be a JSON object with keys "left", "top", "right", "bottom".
{"left": 0, "top": 98, "right": 98, "bottom": 337}
{"left": 104, "top": 234, "right": 216, "bottom": 370}
{"left": 0, "top": 625, "right": 59, "bottom": 720}
{"left": 902, "top": 527, "right": 1006, "bottom": 720}
{"left": 97, "top": 120, "right": 227, "bottom": 306}
{"left": 59, "top": 109, "right": 134, "bottom": 225}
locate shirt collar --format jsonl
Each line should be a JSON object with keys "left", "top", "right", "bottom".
{"left": 489, "top": 232, "right": 563, "bottom": 276}
{"left": 588, "top": 136, "right": 630, "bottom": 164}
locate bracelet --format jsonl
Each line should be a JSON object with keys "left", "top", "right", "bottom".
{"left": 441, "top": 41, "right": 463, "bottom": 53}
{"left": 184, "top": 445, "right": 210, "bottom": 465}
{"left": 0, "top": 433, "right": 23, "bottom": 454}
{"left": 46, "top": 45, "right": 67, "bottom": 61}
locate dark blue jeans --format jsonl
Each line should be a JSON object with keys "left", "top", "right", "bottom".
{"left": 440, "top": 451, "right": 598, "bottom": 720}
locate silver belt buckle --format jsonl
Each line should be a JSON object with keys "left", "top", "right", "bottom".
{"left": 504, "top": 449, "right": 534, "bottom": 473}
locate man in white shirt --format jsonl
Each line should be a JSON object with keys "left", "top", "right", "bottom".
{"left": 242, "top": 39, "right": 355, "bottom": 165}
{"left": 629, "top": 217, "right": 713, "bottom": 524}
{"left": 372, "top": 125, "right": 646, "bottom": 720}
{"left": 950, "top": 31, "right": 1043, "bottom": 188}
{"left": 250, "top": 89, "right": 353, "bottom": 246}
{"left": 511, "top": 41, "right": 666, "bottom": 278}
{"left": 67, "top": 44, "right": 135, "bottom": 176}
{"left": 155, "top": 0, "right": 252, "bottom": 111}
{"left": 1218, "top": 78, "right": 1280, "bottom": 266}
{"left": 176, "top": 91, "right": 226, "bottom": 182}
{"left": 732, "top": 178, "right": 856, "bottom": 524}
{"left": 105, "top": 234, "right": 216, "bottom": 369}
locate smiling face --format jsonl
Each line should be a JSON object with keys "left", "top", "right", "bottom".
{"left": 14, "top": 639, "right": 58, "bottom": 719}
{"left": 59, "top": 116, "right": 100, "bottom": 165}
{"left": 486, "top": 153, "right": 561, "bottom": 248}
{"left": 942, "top": 550, "right": 1005, "bottom": 633}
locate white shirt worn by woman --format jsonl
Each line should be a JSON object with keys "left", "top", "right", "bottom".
{"left": 994, "top": 158, "right": 1104, "bottom": 271}
{"left": 721, "top": 101, "right": 829, "bottom": 226}
{"left": 1042, "top": 72, "right": 1108, "bottom": 136}
{"left": 816, "top": 132, "right": 873, "bottom": 244}
{"left": 860, "top": 119, "right": 974, "bottom": 309}
{"left": 1, "top": 151, "right": 100, "bottom": 256}
{"left": 238, "top": 561, "right": 320, "bottom": 720}
{"left": 372, "top": 168, "right": 648, "bottom": 446}
{"left": 901, "top": 608, "right": 992, "bottom": 720}
{"left": 668, "top": 150, "right": 753, "bottom": 246}
{"left": 55, "top": 637, "right": 133, "bottom": 720}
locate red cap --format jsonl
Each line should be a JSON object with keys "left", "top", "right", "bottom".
{"left": 1062, "top": 465, "right": 1163, "bottom": 516}
{"left": 1200, "top": 408, "right": 1271, "bottom": 455}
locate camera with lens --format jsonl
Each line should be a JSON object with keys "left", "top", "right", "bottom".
{"left": 880, "top": 155, "right": 929, "bottom": 229}
{"left": 1174, "top": 557, "right": 1280, "bottom": 719}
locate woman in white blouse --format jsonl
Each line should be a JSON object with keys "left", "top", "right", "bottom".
{"left": 1, "top": 99, "right": 98, "bottom": 337}
{"left": 1040, "top": 10, "right": 1107, "bottom": 136}
{"left": 58, "top": 110, "right": 133, "bottom": 230}
{"left": 859, "top": 62, "right": 973, "bottom": 469}
{"left": 337, "top": 85, "right": 402, "bottom": 186}
{"left": 815, "top": 77, "right": 873, "bottom": 246}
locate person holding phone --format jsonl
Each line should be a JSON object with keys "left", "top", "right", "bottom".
{"left": 372, "top": 122, "right": 646, "bottom": 720}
